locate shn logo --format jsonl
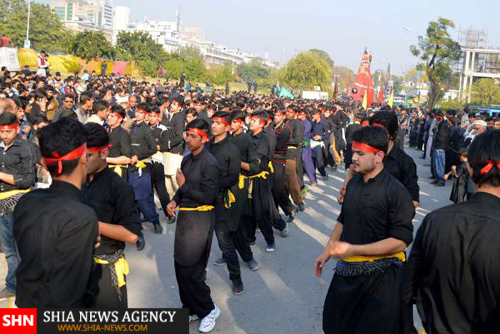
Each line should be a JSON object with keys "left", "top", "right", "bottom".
{"left": 0, "top": 309, "right": 37, "bottom": 334}
{"left": 2, "top": 314, "right": 34, "bottom": 326}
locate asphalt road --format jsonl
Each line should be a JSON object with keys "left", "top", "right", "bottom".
{"left": 0, "top": 143, "right": 453, "bottom": 334}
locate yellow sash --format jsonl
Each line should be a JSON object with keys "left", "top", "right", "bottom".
{"left": 0, "top": 189, "right": 30, "bottom": 201}
{"left": 224, "top": 190, "right": 236, "bottom": 209}
{"left": 179, "top": 205, "right": 214, "bottom": 212}
{"left": 343, "top": 252, "right": 406, "bottom": 263}
{"left": 108, "top": 164, "right": 125, "bottom": 177}
{"left": 94, "top": 257, "right": 129, "bottom": 288}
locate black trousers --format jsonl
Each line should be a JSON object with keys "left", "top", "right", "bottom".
{"left": 215, "top": 203, "right": 241, "bottom": 280}
{"left": 272, "top": 162, "right": 294, "bottom": 216}
{"left": 230, "top": 224, "right": 253, "bottom": 263}
{"left": 151, "top": 162, "right": 170, "bottom": 217}
{"left": 175, "top": 256, "right": 214, "bottom": 319}
{"left": 94, "top": 263, "right": 128, "bottom": 309}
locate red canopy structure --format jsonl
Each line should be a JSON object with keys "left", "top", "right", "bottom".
{"left": 350, "top": 49, "right": 374, "bottom": 107}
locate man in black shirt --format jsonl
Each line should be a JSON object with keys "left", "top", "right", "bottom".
{"left": 129, "top": 103, "right": 162, "bottom": 250}
{"left": 431, "top": 110, "right": 449, "bottom": 187}
{"left": 205, "top": 112, "right": 244, "bottom": 295}
{"left": 106, "top": 105, "right": 134, "bottom": 180}
{"left": 315, "top": 126, "right": 414, "bottom": 334}
{"left": 285, "top": 105, "right": 305, "bottom": 211}
{"left": 148, "top": 106, "right": 172, "bottom": 223}
{"left": 223, "top": 110, "right": 260, "bottom": 271}
{"left": 160, "top": 95, "right": 185, "bottom": 200}
{"left": 166, "top": 119, "right": 220, "bottom": 333}
{"left": 243, "top": 111, "right": 287, "bottom": 253}
{"left": 83, "top": 123, "right": 142, "bottom": 308}
{"left": 401, "top": 130, "right": 500, "bottom": 334}
{"left": 14, "top": 118, "right": 99, "bottom": 307}
{"left": 0, "top": 112, "right": 36, "bottom": 300}
{"left": 338, "top": 111, "right": 420, "bottom": 207}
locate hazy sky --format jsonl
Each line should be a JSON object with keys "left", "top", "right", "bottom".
{"left": 42, "top": 0, "right": 500, "bottom": 74}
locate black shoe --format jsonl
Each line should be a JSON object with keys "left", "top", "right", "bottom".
{"left": 154, "top": 223, "right": 163, "bottom": 234}
{"left": 286, "top": 207, "right": 298, "bottom": 223}
{"left": 434, "top": 182, "right": 445, "bottom": 187}
{"left": 324, "top": 174, "right": 329, "bottom": 181}
{"left": 213, "top": 257, "right": 227, "bottom": 266}
{"left": 430, "top": 180, "right": 439, "bottom": 185}
{"left": 246, "top": 258, "right": 260, "bottom": 271}
{"left": 231, "top": 278, "right": 244, "bottom": 295}
{"left": 428, "top": 176, "right": 435, "bottom": 179}
{"left": 298, "top": 203, "right": 305, "bottom": 212}
{"left": 136, "top": 235, "right": 145, "bottom": 251}
{"left": 167, "top": 216, "right": 176, "bottom": 224}
{"left": 0, "top": 288, "right": 15, "bottom": 300}
{"left": 249, "top": 240, "right": 256, "bottom": 246}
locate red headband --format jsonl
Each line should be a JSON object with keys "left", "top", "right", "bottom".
{"left": 111, "top": 113, "right": 123, "bottom": 120}
{"left": 480, "top": 161, "right": 500, "bottom": 175}
{"left": 233, "top": 118, "right": 244, "bottom": 124}
{"left": 352, "top": 141, "right": 382, "bottom": 154}
{"left": 371, "top": 122, "right": 387, "bottom": 130}
{"left": 251, "top": 116, "right": 266, "bottom": 125}
{"left": 43, "top": 143, "right": 87, "bottom": 175}
{"left": 137, "top": 109, "right": 147, "bottom": 115}
{"left": 0, "top": 124, "right": 18, "bottom": 130}
{"left": 212, "top": 117, "right": 230, "bottom": 127}
{"left": 187, "top": 127, "right": 208, "bottom": 139}
{"left": 88, "top": 144, "right": 112, "bottom": 153}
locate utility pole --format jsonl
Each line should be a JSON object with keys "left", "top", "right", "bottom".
{"left": 24, "top": 0, "right": 31, "bottom": 48}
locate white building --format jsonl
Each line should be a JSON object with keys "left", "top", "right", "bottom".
{"left": 113, "top": 5, "right": 130, "bottom": 31}
{"left": 50, "top": 0, "right": 114, "bottom": 40}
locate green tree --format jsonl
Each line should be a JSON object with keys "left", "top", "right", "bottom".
{"left": 332, "top": 66, "right": 355, "bottom": 92}
{"left": 0, "top": 0, "right": 69, "bottom": 52}
{"left": 178, "top": 45, "right": 204, "bottom": 62}
{"left": 115, "top": 31, "right": 170, "bottom": 76}
{"left": 309, "top": 49, "right": 335, "bottom": 68}
{"left": 68, "top": 31, "right": 115, "bottom": 60}
{"left": 471, "top": 78, "right": 500, "bottom": 106}
{"left": 164, "top": 58, "right": 184, "bottom": 81}
{"left": 184, "top": 58, "right": 207, "bottom": 83}
{"left": 208, "top": 64, "right": 236, "bottom": 86}
{"left": 410, "top": 17, "right": 461, "bottom": 110}
{"left": 279, "top": 51, "right": 332, "bottom": 91}
{"left": 236, "top": 60, "right": 271, "bottom": 81}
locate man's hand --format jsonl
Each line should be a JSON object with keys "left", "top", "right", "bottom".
{"left": 130, "top": 155, "right": 138, "bottom": 165}
{"left": 337, "top": 183, "right": 347, "bottom": 204}
{"left": 328, "top": 241, "right": 355, "bottom": 259}
{"left": 314, "top": 252, "right": 331, "bottom": 278}
{"left": 413, "top": 201, "right": 419, "bottom": 208}
{"left": 166, "top": 200, "right": 177, "bottom": 217}
{"left": 94, "top": 234, "right": 101, "bottom": 249}
{"left": 176, "top": 168, "right": 185, "bottom": 188}
{"left": 313, "top": 135, "right": 322, "bottom": 141}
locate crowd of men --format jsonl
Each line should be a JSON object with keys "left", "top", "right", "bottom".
{"left": 0, "top": 60, "right": 499, "bottom": 334}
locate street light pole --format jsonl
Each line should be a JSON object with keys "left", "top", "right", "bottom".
{"left": 24, "top": 0, "right": 31, "bottom": 48}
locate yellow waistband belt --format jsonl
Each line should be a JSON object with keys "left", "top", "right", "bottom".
{"left": 179, "top": 205, "right": 214, "bottom": 212}
{"left": 0, "top": 189, "right": 30, "bottom": 201}
{"left": 224, "top": 190, "right": 236, "bottom": 209}
{"left": 343, "top": 252, "right": 406, "bottom": 263}
{"left": 108, "top": 164, "right": 126, "bottom": 177}
{"left": 94, "top": 257, "right": 129, "bottom": 288}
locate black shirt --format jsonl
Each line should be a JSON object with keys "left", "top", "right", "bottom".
{"left": 0, "top": 138, "right": 36, "bottom": 192}
{"left": 273, "top": 122, "right": 291, "bottom": 164}
{"left": 206, "top": 136, "right": 241, "bottom": 191}
{"left": 129, "top": 121, "right": 156, "bottom": 172}
{"left": 338, "top": 169, "right": 414, "bottom": 246}
{"left": 384, "top": 145, "right": 420, "bottom": 202}
{"left": 402, "top": 192, "right": 500, "bottom": 334}
{"left": 14, "top": 180, "right": 99, "bottom": 307}
{"left": 286, "top": 119, "right": 304, "bottom": 159}
{"left": 82, "top": 168, "right": 142, "bottom": 255}
{"left": 160, "top": 111, "right": 184, "bottom": 155}
{"left": 230, "top": 131, "right": 259, "bottom": 175}
{"left": 109, "top": 126, "right": 133, "bottom": 158}
{"left": 250, "top": 130, "right": 271, "bottom": 173}
{"left": 173, "top": 148, "right": 219, "bottom": 208}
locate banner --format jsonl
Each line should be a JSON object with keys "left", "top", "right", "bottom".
{"left": 17, "top": 49, "right": 142, "bottom": 77}
{"left": 0, "top": 47, "right": 21, "bottom": 71}
{"left": 0, "top": 308, "right": 188, "bottom": 334}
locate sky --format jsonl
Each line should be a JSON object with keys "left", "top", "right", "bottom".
{"left": 41, "top": 0, "right": 500, "bottom": 74}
